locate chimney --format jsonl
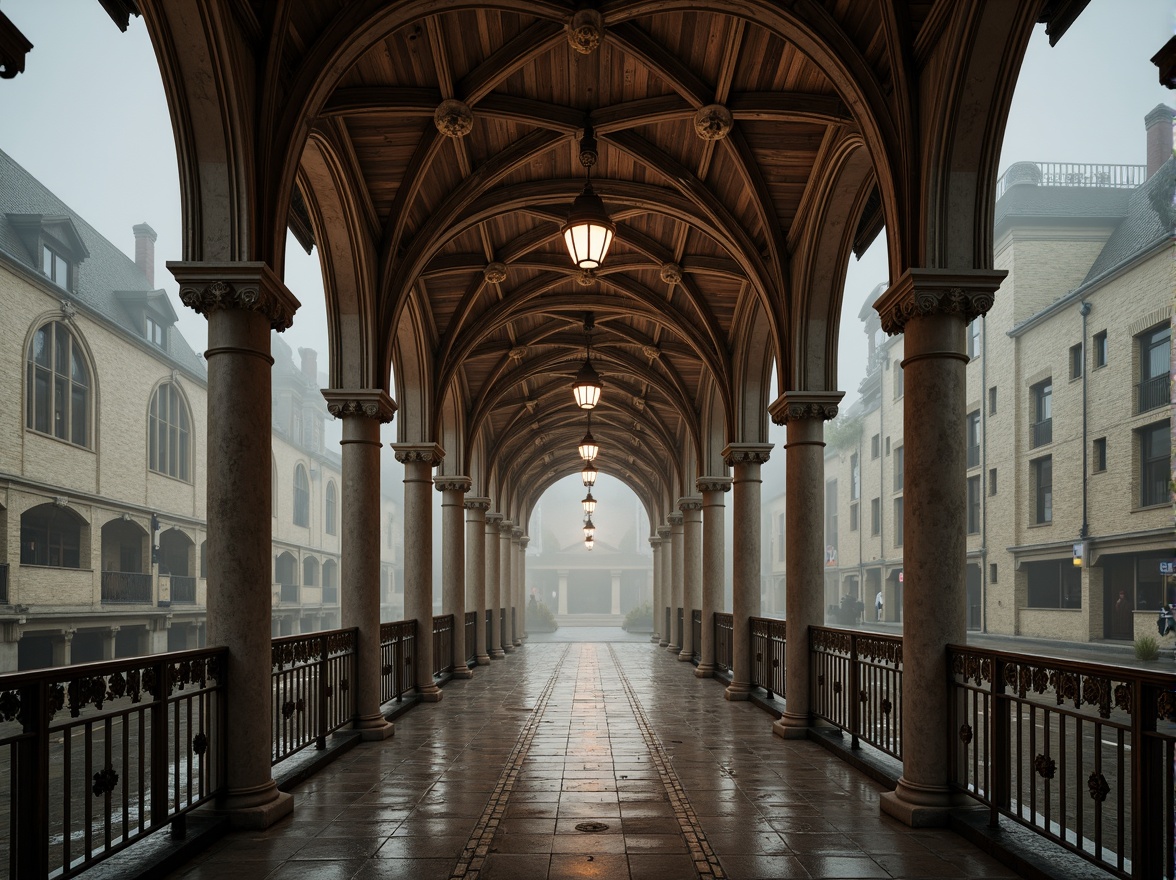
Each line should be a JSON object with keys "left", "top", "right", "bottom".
{"left": 133, "top": 223, "right": 157, "bottom": 287}
{"left": 299, "top": 348, "right": 318, "bottom": 385}
{"left": 1145, "top": 104, "right": 1174, "bottom": 178}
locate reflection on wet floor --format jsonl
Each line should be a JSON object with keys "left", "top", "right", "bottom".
{"left": 168, "top": 638, "right": 1020, "bottom": 879}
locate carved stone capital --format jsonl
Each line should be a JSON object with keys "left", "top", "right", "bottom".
{"left": 434, "top": 99, "right": 474, "bottom": 138}
{"left": 391, "top": 443, "right": 444, "bottom": 466}
{"left": 657, "top": 526, "right": 672, "bottom": 539}
{"left": 667, "top": 513, "right": 684, "bottom": 527}
{"left": 768, "top": 391, "right": 844, "bottom": 426}
{"left": 512, "top": 527, "right": 523, "bottom": 540}
{"left": 486, "top": 513, "right": 504, "bottom": 525}
{"left": 169, "top": 261, "right": 300, "bottom": 331}
{"left": 322, "top": 388, "right": 397, "bottom": 423}
{"left": 499, "top": 519, "right": 514, "bottom": 531}
{"left": 873, "top": 268, "right": 1006, "bottom": 336}
{"left": 567, "top": 8, "right": 604, "bottom": 54}
{"left": 694, "top": 103, "right": 733, "bottom": 140}
{"left": 678, "top": 496, "right": 703, "bottom": 512}
{"left": 649, "top": 536, "right": 663, "bottom": 547}
{"left": 696, "top": 476, "right": 732, "bottom": 494}
{"left": 519, "top": 536, "right": 530, "bottom": 548}
{"left": 722, "top": 443, "right": 772, "bottom": 467}
{"left": 434, "top": 476, "right": 472, "bottom": 494}
{"left": 464, "top": 496, "right": 491, "bottom": 511}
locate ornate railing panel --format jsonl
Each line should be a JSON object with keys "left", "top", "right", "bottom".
{"left": 750, "top": 617, "right": 786, "bottom": 699}
{"left": 0, "top": 649, "right": 225, "bottom": 878}
{"left": 100, "top": 571, "right": 152, "bottom": 604}
{"left": 169, "top": 576, "right": 196, "bottom": 605}
{"left": 949, "top": 645, "right": 1176, "bottom": 879}
{"left": 269, "top": 629, "right": 356, "bottom": 765}
{"left": 691, "top": 610, "right": 702, "bottom": 664}
{"left": 432, "top": 614, "right": 454, "bottom": 678}
{"left": 809, "top": 626, "right": 903, "bottom": 759}
{"left": 379, "top": 620, "right": 415, "bottom": 704}
{"left": 714, "top": 613, "right": 733, "bottom": 674}
{"left": 465, "top": 611, "right": 478, "bottom": 666}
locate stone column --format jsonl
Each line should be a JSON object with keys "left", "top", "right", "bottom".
{"left": 102, "top": 626, "right": 120, "bottom": 661}
{"left": 465, "top": 497, "right": 491, "bottom": 665}
{"left": 874, "top": 269, "right": 1003, "bottom": 826}
{"left": 657, "top": 526, "right": 672, "bottom": 646}
{"left": 486, "top": 514, "right": 503, "bottom": 659}
{"left": 695, "top": 477, "right": 731, "bottom": 677}
{"left": 52, "top": 629, "right": 74, "bottom": 667}
{"left": 324, "top": 390, "right": 396, "bottom": 741}
{"left": 511, "top": 528, "right": 524, "bottom": 646}
{"left": 172, "top": 262, "right": 298, "bottom": 826}
{"left": 0, "top": 623, "right": 20, "bottom": 673}
{"left": 667, "top": 513, "right": 684, "bottom": 653}
{"left": 768, "top": 393, "right": 842, "bottom": 739}
{"left": 558, "top": 569, "right": 569, "bottom": 615}
{"left": 649, "top": 537, "right": 663, "bottom": 643}
{"left": 499, "top": 521, "right": 515, "bottom": 652}
{"left": 393, "top": 444, "right": 444, "bottom": 702}
{"left": 437, "top": 477, "right": 473, "bottom": 679}
{"left": 679, "top": 498, "right": 702, "bottom": 661}
{"left": 722, "top": 443, "right": 772, "bottom": 700}
{"left": 610, "top": 569, "right": 622, "bottom": 616}
{"left": 518, "top": 536, "right": 530, "bottom": 640}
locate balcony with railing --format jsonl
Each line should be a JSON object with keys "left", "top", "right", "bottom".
{"left": 1136, "top": 373, "right": 1170, "bottom": 414}
{"left": 1030, "top": 417, "right": 1052, "bottom": 448}
{"left": 100, "top": 570, "right": 153, "bottom": 604}
{"left": 170, "top": 575, "right": 196, "bottom": 604}
{"left": 995, "top": 162, "right": 1146, "bottom": 200}
{"left": 279, "top": 583, "right": 299, "bottom": 604}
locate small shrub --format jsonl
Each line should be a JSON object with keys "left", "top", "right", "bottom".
{"left": 1135, "top": 635, "right": 1160, "bottom": 661}
{"left": 527, "top": 600, "right": 558, "bottom": 632}
{"left": 622, "top": 603, "right": 653, "bottom": 632}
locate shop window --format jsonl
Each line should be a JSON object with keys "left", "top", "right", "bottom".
{"left": 1026, "top": 560, "right": 1081, "bottom": 608}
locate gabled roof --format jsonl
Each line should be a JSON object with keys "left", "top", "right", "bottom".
{"left": 0, "top": 147, "right": 205, "bottom": 378}
{"left": 1083, "top": 156, "right": 1176, "bottom": 283}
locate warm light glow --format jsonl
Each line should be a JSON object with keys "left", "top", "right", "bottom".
{"left": 585, "top": 537, "right": 594, "bottom": 551}
{"left": 582, "top": 517, "right": 595, "bottom": 540}
{"left": 582, "top": 491, "right": 596, "bottom": 515}
{"left": 572, "top": 358, "right": 602, "bottom": 410}
{"left": 581, "top": 461, "right": 597, "bottom": 487}
{"left": 578, "top": 429, "right": 600, "bottom": 462}
{"left": 562, "top": 183, "right": 615, "bottom": 269}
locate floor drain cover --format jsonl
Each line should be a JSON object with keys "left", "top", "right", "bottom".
{"left": 575, "top": 822, "right": 610, "bottom": 833}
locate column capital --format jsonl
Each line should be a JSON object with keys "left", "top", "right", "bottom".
{"left": 696, "top": 476, "right": 732, "bottom": 493}
{"left": 722, "top": 443, "right": 772, "bottom": 467}
{"left": 657, "top": 526, "right": 672, "bottom": 539}
{"left": 519, "top": 536, "right": 530, "bottom": 548}
{"left": 392, "top": 443, "right": 444, "bottom": 465}
{"left": 874, "top": 267, "right": 1006, "bottom": 336}
{"left": 464, "top": 496, "right": 492, "bottom": 511}
{"left": 649, "top": 536, "right": 663, "bottom": 547}
{"left": 678, "top": 496, "right": 703, "bottom": 512}
{"left": 322, "top": 389, "right": 397, "bottom": 423}
{"left": 499, "top": 519, "right": 514, "bottom": 531}
{"left": 434, "top": 476, "right": 472, "bottom": 493}
{"left": 486, "top": 513, "right": 504, "bottom": 525}
{"left": 512, "top": 527, "right": 524, "bottom": 540}
{"left": 668, "top": 513, "right": 684, "bottom": 527}
{"left": 170, "top": 261, "right": 300, "bottom": 331}
{"left": 768, "top": 391, "right": 844, "bottom": 425}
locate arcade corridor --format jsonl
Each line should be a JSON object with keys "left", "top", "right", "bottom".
{"left": 165, "top": 640, "right": 1015, "bottom": 880}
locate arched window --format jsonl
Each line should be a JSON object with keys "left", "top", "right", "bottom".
{"left": 293, "top": 464, "right": 310, "bottom": 527}
{"left": 325, "top": 481, "right": 337, "bottom": 535}
{"left": 26, "top": 320, "right": 91, "bottom": 447}
{"left": 148, "top": 382, "right": 191, "bottom": 480}
{"left": 20, "top": 503, "right": 84, "bottom": 568}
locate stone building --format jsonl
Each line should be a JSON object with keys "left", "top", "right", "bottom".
{"left": 0, "top": 148, "right": 399, "bottom": 671}
{"left": 823, "top": 105, "right": 1176, "bottom": 643}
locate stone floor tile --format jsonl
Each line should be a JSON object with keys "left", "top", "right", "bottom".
{"left": 548, "top": 852, "right": 631, "bottom": 878}
{"left": 627, "top": 852, "right": 700, "bottom": 879}
{"left": 353, "top": 858, "right": 454, "bottom": 879}
{"left": 714, "top": 853, "right": 812, "bottom": 879}
{"left": 794, "top": 854, "right": 892, "bottom": 878}
{"left": 476, "top": 852, "right": 551, "bottom": 880}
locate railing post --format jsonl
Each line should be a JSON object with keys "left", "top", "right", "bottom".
{"left": 990, "top": 656, "right": 1008, "bottom": 827}
{"left": 394, "top": 633, "right": 403, "bottom": 703}
{"left": 316, "top": 633, "right": 329, "bottom": 750}
{"left": 15, "top": 680, "right": 50, "bottom": 877}
{"left": 1132, "top": 678, "right": 1160, "bottom": 879}
{"left": 151, "top": 659, "right": 171, "bottom": 828}
{"left": 849, "top": 633, "right": 860, "bottom": 749}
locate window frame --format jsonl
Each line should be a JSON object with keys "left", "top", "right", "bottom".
{"left": 41, "top": 243, "right": 70, "bottom": 290}
{"left": 1138, "top": 421, "right": 1170, "bottom": 508}
{"left": 1093, "top": 330, "right": 1107, "bottom": 368}
{"left": 1069, "top": 343, "right": 1083, "bottom": 380}
{"left": 1093, "top": 437, "right": 1107, "bottom": 473}
{"left": 870, "top": 433, "right": 880, "bottom": 460}
{"left": 325, "top": 480, "right": 338, "bottom": 535}
{"left": 1032, "top": 456, "right": 1053, "bottom": 525}
{"left": 870, "top": 497, "right": 880, "bottom": 537}
{"left": 148, "top": 381, "right": 192, "bottom": 482}
{"left": 293, "top": 464, "right": 311, "bottom": 527}
{"left": 25, "top": 320, "right": 92, "bottom": 448}
{"left": 966, "top": 476, "right": 981, "bottom": 534}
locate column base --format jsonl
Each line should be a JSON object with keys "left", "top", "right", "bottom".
{"left": 490, "top": 648, "right": 505, "bottom": 659}
{"left": 666, "top": 643, "right": 680, "bottom": 654}
{"left": 219, "top": 781, "right": 293, "bottom": 830}
{"left": 724, "top": 681, "right": 751, "bottom": 701}
{"left": 354, "top": 715, "right": 395, "bottom": 741}
{"left": 513, "top": 638, "right": 522, "bottom": 646}
{"left": 772, "top": 712, "right": 810, "bottom": 739}
{"left": 417, "top": 683, "right": 443, "bottom": 703}
{"left": 649, "top": 633, "right": 660, "bottom": 643}
{"left": 677, "top": 650, "right": 693, "bottom": 661}
{"left": 452, "top": 667, "right": 474, "bottom": 679}
{"left": 476, "top": 653, "right": 492, "bottom": 665}
{"left": 503, "top": 644, "right": 516, "bottom": 653}
{"left": 694, "top": 663, "right": 714, "bottom": 678}
{"left": 879, "top": 778, "right": 962, "bottom": 828}
{"left": 658, "top": 638, "right": 668, "bottom": 647}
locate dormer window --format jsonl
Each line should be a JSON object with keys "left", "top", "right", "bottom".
{"left": 146, "top": 315, "right": 165, "bottom": 348}
{"left": 42, "top": 244, "right": 70, "bottom": 289}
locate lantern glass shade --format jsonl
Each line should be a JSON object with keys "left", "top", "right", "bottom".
{"left": 581, "top": 461, "right": 597, "bottom": 487}
{"left": 572, "top": 358, "right": 602, "bottom": 409}
{"left": 582, "top": 517, "right": 595, "bottom": 540}
{"left": 578, "top": 429, "right": 600, "bottom": 462}
{"left": 582, "top": 491, "right": 596, "bottom": 515}
{"left": 562, "top": 184, "right": 615, "bottom": 270}
{"left": 585, "top": 537, "right": 594, "bottom": 551}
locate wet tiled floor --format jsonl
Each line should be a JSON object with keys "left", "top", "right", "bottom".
{"left": 167, "top": 638, "right": 1021, "bottom": 879}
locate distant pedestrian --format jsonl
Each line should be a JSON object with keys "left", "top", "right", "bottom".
{"left": 875, "top": 590, "right": 883, "bottom": 621}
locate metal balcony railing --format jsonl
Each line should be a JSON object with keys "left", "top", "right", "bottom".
{"left": 170, "top": 575, "right": 196, "bottom": 604}
{"left": 995, "top": 162, "right": 1146, "bottom": 199}
{"left": 464, "top": 611, "right": 478, "bottom": 666}
{"left": 750, "top": 617, "right": 786, "bottom": 699}
{"left": 1136, "top": 373, "right": 1170, "bottom": 414}
{"left": 432, "top": 614, "right": 454, "bottom": 678}
{"left": 100, "top": 570, "right": 153, "bottom": 604}
{"left": 1030, "top": 417, "right": 1052, "bottom": 448}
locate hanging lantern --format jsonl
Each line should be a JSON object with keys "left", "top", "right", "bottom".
{"left": 572, "top": 357, "right": 602, "bottom": 410}
{"left": 585, "top": 537, "right": 594, "bottom": 551}
{"left": 582, "top": 490, "right": 596, "bottom": 516}
{"left": 562, "top": 184, "right": 615, "bottom": 269}
{"left": 583, "top": 516, "right": 596, "bottom": 540}
{"left": 578, "top": 427, "right": 599, "bottom": 462}
{"left": 581, "top": 461, "right": 597, "bottom": 487}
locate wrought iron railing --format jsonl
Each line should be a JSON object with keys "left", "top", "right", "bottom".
{"left": 170, "top": 576, "right": 196, "bottom": 605}
{"left": 0, "top": 562, "right": 8, "bottom": 604}
{"left": 100, "top": 571, "right": 152, "bottom": 604}
{"left": 1031, "top": 418, "right": 1052, "bottom": 449}
{"left": 691, "top": 610, "right": 702, "bottom": 664}
{"left": 995, "top": 162, "right": 1146, "bottom": 199}
{"left": 270, "top": 629, "right": 356, "bottom": 765}
{"left": 750, "top": 617, "right": 786, "bottom": 699}
{"left": 949, "top": 645, "right": 1176, "bottom": 879}
{"left": 432, "top": 614, "right": 454, "bottom": 678}
{"left": 714, "top": 612, "right": 733, "bottom": 674}
{"left": 379, "top": 620, "right": 415, "bottom": 704}
{"left": 809, "top": 626, "right": 903, "bottom": 759}
{"left": 0, "top": 648, "right": 226, "bottom": 878}
{"left": 464, "top": 611, "right": 477, "bottom": 666}
{"left": 1136, "top": 374, "right": 1170, "bottom": 414}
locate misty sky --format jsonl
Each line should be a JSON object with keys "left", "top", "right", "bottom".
{"left": 0, "top": 0, "right": 1170, "bottom": 546}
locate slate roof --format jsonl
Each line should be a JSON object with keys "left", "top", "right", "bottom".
{"left": 1083, "top": 156, "right": 1176, "bottom": 283}
{"left": 0, "top": 147, "right": 206, "bottom": 378}
{"left": 993, "top": 180, "right": 1131, "bottom": 233}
